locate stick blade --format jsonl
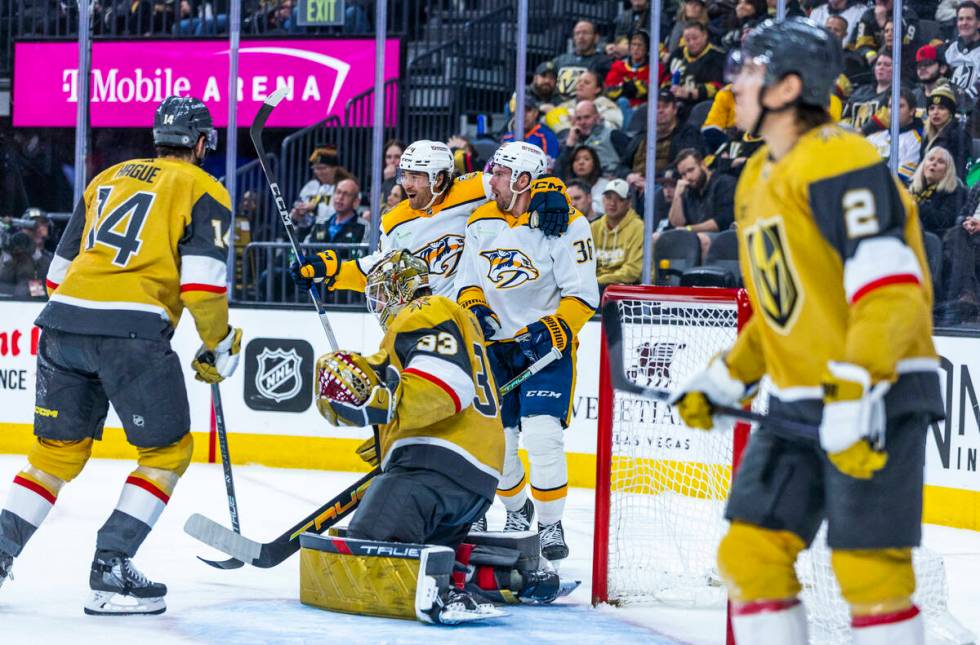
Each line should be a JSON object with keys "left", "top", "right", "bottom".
{"left": 196, "top": 555, "right": 244, "bottom": 570}
{"left": 185, "top": 513, "right": 262, "bottom": 564}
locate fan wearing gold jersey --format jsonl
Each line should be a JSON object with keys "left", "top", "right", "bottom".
{"left": 670, "top": 19, "right": 943, "bottom": 645}
{"left": 289, "top": 140, "right": 573, "bottom": 301}
{"left": 0, "top": 96, "right": 243, "bottom": 616}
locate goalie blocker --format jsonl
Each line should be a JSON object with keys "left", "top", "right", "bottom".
{"left": 300, "top": 530, "right": 578, "bottom": 625}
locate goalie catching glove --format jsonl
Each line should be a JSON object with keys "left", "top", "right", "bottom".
{"left": 669, "top": 352, "right": 752, "bottom": 430}
{"left": 191, "top": 327, "right": 243, "bottom": 384}
{"left": 820, "top": 362, "right": 890, "bottom": 479}
{"left": 316, "top": 351, "right": 401, "bottom": 427}
{"left": 289, "top": 250, "right": 341, "bottom": 289}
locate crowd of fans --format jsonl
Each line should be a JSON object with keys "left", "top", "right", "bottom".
{"left": 5, "top": 0, "right": 980, "bottom": 326}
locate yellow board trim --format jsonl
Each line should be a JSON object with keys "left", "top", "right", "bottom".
{"left": 1, "top": 423, "right": 977, "bottom": 531}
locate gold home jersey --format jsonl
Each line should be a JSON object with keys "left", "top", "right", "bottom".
{"left": 378, "top": 295, "right": 504, "bottom": 500}
{"left": 40, "top": 157, "right": 231, "bottom": 348}
{"left": 331, "top": 172, "right": 492, "bottom": 297}
{"left": 728, "top": 125, "right": 942, "bottom": 420}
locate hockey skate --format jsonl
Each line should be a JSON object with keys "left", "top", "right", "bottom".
{"left": 0, "top": 550, "right": 12, "bottom": 590}
{"left": 470, "top": 514, "right": 487, "bottom": 533}
{"left": 424, "top": 587, "right": 505, "bottom": 625}
{"left": 85, "top": 551, "right": 167, "bottom": 616}
{"left": 504, "top": 498, "right": 534, "bottom": 532}
{"left": 539, "top": 520, "right": 569, "bottom": 561}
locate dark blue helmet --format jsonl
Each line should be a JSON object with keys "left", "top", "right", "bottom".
{"left": 153, "top": 96, "right": 217, "bottom": 150}
{"left": 740, "top": 17, "right": 842, "bottom": 108}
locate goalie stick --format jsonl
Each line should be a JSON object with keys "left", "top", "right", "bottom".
{"left": 251, "top": 87, "right": 338, "bottom": 351}
{"left": 185, "top": 468, "right": 379, "bottom": 568}
{"left": 601, "top": 300, "right": 820, "bottom": 440}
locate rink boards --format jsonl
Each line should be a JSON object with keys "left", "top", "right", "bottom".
{"left": 0, "top": 301, "right": 978, "bottom": 531}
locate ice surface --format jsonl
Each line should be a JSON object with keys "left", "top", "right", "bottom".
{"left": 0, "top": 455, "right": 977, "bottom": 645}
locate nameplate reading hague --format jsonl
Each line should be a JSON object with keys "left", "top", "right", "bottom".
{"left": 297, "top": 0, "right": 345, "bottom": 26}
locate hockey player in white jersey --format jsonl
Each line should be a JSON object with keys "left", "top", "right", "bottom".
{"left": 289, "top": 139, "right": 573, "bottom": 303}
{"left": 456, "top": 141, "right": 599, "bottom": 561}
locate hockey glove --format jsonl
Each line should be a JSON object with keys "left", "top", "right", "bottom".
{"left": 668, "top": 353, "right": 750, "bottom": 430}
{"left": 356, "top": 435, "right": 379, "bottom": 467}
{"left": 289, "top": 250, "right": 341, "bottom": 290}
{"left": 528, "top": 177, "right": 572, "bottom": 237}
{"left": 316, "top": 351, "right": 401, "bottom": 427}
{"left": 191, "top": 327, "right": 243, "bottom": 384}
{"left": 459, "top": 290, "right": 502, "bottom": 341}
{"left": 516, "top": 315, "right": 570, "bottom": 362}
{"left": 820, "top": 362, "right": 890, "bottom": 479}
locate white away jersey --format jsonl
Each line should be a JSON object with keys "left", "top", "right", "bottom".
{"left": 946, "top": 38, "right": 980, "bottom": 96}
{"left": 456, "top": 205, "right": 599, "bottom": 339}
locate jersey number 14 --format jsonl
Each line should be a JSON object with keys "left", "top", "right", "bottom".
{"left": 86, "top": 186, "right": 157, "bottom": 267}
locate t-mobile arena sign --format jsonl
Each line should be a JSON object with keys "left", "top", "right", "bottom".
{"left": 13, "top": 39, "right": 399, "bottom": 128}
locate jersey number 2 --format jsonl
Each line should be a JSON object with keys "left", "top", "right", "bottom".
{"left": 86, "top": 186, "right": 156, "bottom": 267}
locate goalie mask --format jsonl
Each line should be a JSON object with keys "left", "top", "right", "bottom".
{"left": 365, "top": 250, "right": 430, "bottom": 330}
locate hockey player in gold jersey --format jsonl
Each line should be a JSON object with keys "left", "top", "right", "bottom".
{"left": 0, "top": 96, "right": 243, "bottom": 615}
{"left": 670, "top": 19, "right": 943, "bottom": 644}
{"left": 289, "top": 140, "right": 573, "bottom": 309}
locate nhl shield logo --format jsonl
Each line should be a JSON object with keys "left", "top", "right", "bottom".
{"left": 255, "top": 348, "right": 303, "bottom": 402}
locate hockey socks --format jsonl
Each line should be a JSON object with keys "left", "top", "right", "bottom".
{"left": 852, "top": 606, "right": 924, "bottom": 645}
{"left": 730, "top": 598, "right": 808, "bottom": 644}
{"left": 0, "top": 467, "right": 64, "bottom": 558}
{"left": 497, "top": 426, "right": 529, "bottom": 513}
{"left": 96, "top": 467, "right": 178, "bottom": 556}
{"left": 523, "top": 415, "right": 568, "bottom": 526}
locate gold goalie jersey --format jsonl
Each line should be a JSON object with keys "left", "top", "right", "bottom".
{"left": 727, "top": 124, "right": 943, "bottom": 422}
{"left": 38, "top": 157, "right": 232, "bottom": 348}
{"left": 377, "top": 294, "right": 504, "bottom": 500}
{"left": 330, "top": 172, "right": 492, "bottom": 297}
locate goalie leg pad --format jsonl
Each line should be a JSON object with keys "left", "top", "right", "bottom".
{"left": 717, "top": 521, "right": 806, "bottom": 603}
{"left": 831, "top": 548, "right": 917, "bottom": 619}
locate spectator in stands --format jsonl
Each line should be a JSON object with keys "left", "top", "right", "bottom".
{"left": 592, "top": 179, "right": 644, "bottom": 289}
{"left": 941, "top": 182, "right": 980, "bottom": 323}
{"left": 864, "top": 88, "right": 923, "bottom": 182}
{"left": 921, "top": 85, "right": 970, "bottom": 177}
{"left": 852, "top": 0, "right": 920, "bottom": 58}
{"left": 290, "top": 146, "right": 353, "bottom": 241}
{"left": 556, "top": 144, "right": 609, "bottom": 213}
{"left": 566, "top": 179, "right": 598, "bottom": 222}
{"left": 553, "top": 20, "right": 613, "bottom": 101}
{"left": 665, "top": 148, "right": 736, "bottom": 257}
{"left": 501, "top": 97, "right": 561, "bottom": 161}
{"left": 665, "top": 22, "right": 726, "bottom": 113}
{"left": 721, "top": 0, "right": 767, "bottom": 50}
{"left": 910, "top": 147, "right": 967, "bottom": 237}
{"left": 606, "top": 29, "right": 653, "bottom": 119}
{"left": 667, "top": 0, "right": 709, "bottom": 52}
{"left": 562, "top": 101, "right": 621, "bottom": 175}
{"left": 380, "top": 138, "right": 405, "bottom": 200}
{"left": 447, "top": 135, "right": 483, "bottom": 174}
{"left": 608, "top": 0, "right": 651, "bottom": 58}
{"left": 303, "top": 178, "right": 365, "bottom": 245}
{"left": 810, "top": 0, "right": 865, "bottom": 45}
{"left": 913, "top": 44, "right": 954, "bottom": 108}
{"left": 0, "top": 209, "right": 52, "bottom": 300}
{"left": 843, "top": 51, "right": 894, "bottom": 130}
{"left": 256, "top": 0, "right": 298, "bottom": 33}
{"left": 627, "top": 90, "right": 705, "bottom": 179}
{"left": 506, "top": 62, "right": 561, "bottom": 121}
{"left": 547, "top": 70, "right": 625, "bottom": 134}
{"left": 765, "top": 0, "right": 805, "bottom": 17}
{"left": 650, "top": 171, "right": 678, "bottom": 231}
{"left": 383, "top": 184, "right": 407, "bottom": 216}
{"left": 945, "top": 1, "right": 980, "bottom": 104}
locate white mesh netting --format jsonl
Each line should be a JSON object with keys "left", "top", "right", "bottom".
{"left": 603, "top": 293, "right": 974, "bottom": 644}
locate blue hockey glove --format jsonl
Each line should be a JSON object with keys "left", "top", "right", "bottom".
{"left": 516, "top": 315, "right": 570, "bottom": 362}
{"left": 469, "top": 304, "right": 502, "bottom": 341}
{"left": 528, "top": 177, "right": 571, "bottom": 237}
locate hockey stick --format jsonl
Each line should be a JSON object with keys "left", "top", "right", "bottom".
{"left": 499, "top": 346, "right": 562, "bottom": 396}
{"left": 196, "top": 383, "right": 245, "bottom": 570}
{"left": 601, "top": 300, "right": 820, "bottom": 440}
{"left": 250, "top": 87, "right": 338, "bottom": 351}
{"left": 184, "top": 467, "right": 378, "bottom": 568}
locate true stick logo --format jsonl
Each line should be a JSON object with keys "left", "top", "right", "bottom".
{"left": 244, "top": 338, "right": 314, "bottom": 412}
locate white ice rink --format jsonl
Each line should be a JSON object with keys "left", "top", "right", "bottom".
{"left": 1, "top": 455, "right": 978, "bottom": 644}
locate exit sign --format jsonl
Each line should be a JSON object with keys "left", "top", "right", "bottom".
{"left": 297, "top": 0, "right": 346, "bottom": 26}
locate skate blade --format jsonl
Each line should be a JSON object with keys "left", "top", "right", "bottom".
{"left": 84, "top": 591, "right": 166, "bottom": 616}
{"left": 438, "top": 604, "right": 507, "bottom": 625}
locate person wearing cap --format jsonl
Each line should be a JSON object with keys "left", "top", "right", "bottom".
{"left": 666, "top": 147, "right": 736, "bottom": 258}
{"left": 591, "top": 178, "right": 644, "bottom": 289}
{"left": 945, "top": 1, "right": 980, "bottom": 102}
{"left": 913, "top": 44, "right": 954, "bottom": 108}
{"left": 552, "top": 20, "right": 613, "bottom": 101}
{"left": 809, "top": 0, "right": 865, "bottom": 45}
{"left": 501, "top": 96, "right": 561, "bottom": 161}
{"left": 504, "top": 61, "right": 560, "bottom": 121}
{"left": 921, "top": 84, "right": 970, "bottom": 177}
{"left": 290, "top": 146, "right": 354, "bottom": 240}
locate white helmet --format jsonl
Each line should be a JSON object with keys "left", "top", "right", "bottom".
{"left": 491, "top": 141, "right": 548, "bottom": 211}
{"left": 398, "top": 140, "right": 455, "bottom": 210}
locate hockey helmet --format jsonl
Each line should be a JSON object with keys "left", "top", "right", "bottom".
{"left": 397, "top": 140, "right": 455, "bottom": 209}
{"left": 492, "top": 141, "right": 548, "bottom": 183}
{"left": 732, "top": 17, "right": 842, "bottom": 109}
{"left": 153, "top": 96, "right": 218, "bottom": 151}
{"left": 365, "top": 249, "right": 430, "bottom": 330}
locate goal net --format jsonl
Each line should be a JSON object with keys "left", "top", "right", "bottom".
{"left": 593, "top": 286, "right": 974, "bottom": 644}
